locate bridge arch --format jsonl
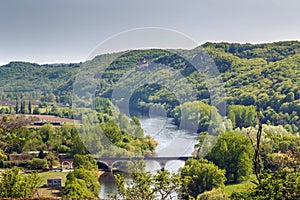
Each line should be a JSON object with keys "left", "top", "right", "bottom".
{"left": 60, "top": 160, "right": 73, "bottom": 169}
{"left": 97, "top": 160, "right": 112, "bottom": 170}
{"left": 96, "top": 156, "right": 192, "bottom": 171}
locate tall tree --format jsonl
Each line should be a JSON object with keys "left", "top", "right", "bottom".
{"left": 15, "top": 101, "right": 19, "bottom": 114}
{"left": 180, "top": 158, "right": 226, "bottom": 199}
{"left": 114, "top": 160, "right": 184, "bottom": 200}
{"left": 28, "top": 100, "right": 32, "bottom": 114}
{"left": 20, "top": 100, "right": 25, "bottom": 114}
{"left": 205, "top": 131, "right": 254, "bottom": 183}
{"left": 63, "top": 154, "right": 100, "bottom": 198}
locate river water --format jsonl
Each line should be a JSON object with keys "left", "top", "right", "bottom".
{"left": 99, "top": 117, "right": 198, "bottom": 198}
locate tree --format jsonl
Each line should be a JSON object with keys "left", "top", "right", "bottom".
{"left": 114, "top": 161, "right": 154, "bottom": 200}
{"left": 0, "top": 167, "right": 40, "bottom": 198}
{"left": 132, "top": 116, "right": 141, "bottom": 126}
{"left": 179, "top": 158, "right": 226, "bottom": 199}
{"left": 15, "top": 101, "right": 19, "bottom": 114}
{"left": 228, "top": 105, "right": 256, "bottom": 129}
{"left": 153, "top": 170, "right": 183, "bottom": 199}
{"left": 196, "top": 188, "right": 228, "bottom": 200}
{"left": 46, "top": 152, "right": 59, "bottom": 169}
{"left": 33, "top": 107, "right": 40, "bottom": 114}
{"left": 72, "top": 154, "right": 98, "bottom": 171}
{"left": 28, "top": 100, "right": 32, "bottom": 114}
{"left": 63, "top": 177, "right": 95, "bottom": 198}
{"left": 20, "top": 100, "right": 25, "bottom": 114}
{"left": 47, "top": 93, "right": 56, "bottom": 102}
{"left": 205, "top": 131, "right": 253, "bottom": 183}
{"left": 63, "top": 155, "right": 100, "bottom": 198}
{"left": 26, "top": 158, "right": 48, "bottom": 170}
{"left": 100, "top": 122, "right": 122, "bottom": 145}
{"left": 114, "top": 160, "right": 184, "bottom": 200}
{"left": 173, "top": 101, "right": 225, "bottom": 134}
{"left": 0, "top": 149, "right": 7, "bottom": 161}
{"left": 65, "top": 168, "right": 100, "bottom": 197}
{"left": 231, "top": 170, "right": 300, "bottom": 200}
{"left": 70, "top": 135, "right": 88, "bottom": 156}
{"left": 247, "top": 108, "right": 263, "bottom": 184}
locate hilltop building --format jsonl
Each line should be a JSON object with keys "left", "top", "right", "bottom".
{"left": 136, "top": 59, "right": 149, "bottom": 71}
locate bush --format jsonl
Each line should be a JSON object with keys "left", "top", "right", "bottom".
{"left": 25, "top": 158, "right": 47, "bottom": 170}
{"left": 180, "top": 158, "right": 226, "bottom": 199}
{"left": 231, "top": 170, "right": 300, "bottom": 200}
{"left": 197, "top": 188, "right": 228, "bottom": 200}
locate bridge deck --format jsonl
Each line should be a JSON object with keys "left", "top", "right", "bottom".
{"left": 97, "top": 156, "right": 192, "bottom": 161}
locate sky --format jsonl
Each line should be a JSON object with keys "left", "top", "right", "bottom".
{"left": 1, "top": 0, "right": 300, "bottom": 65}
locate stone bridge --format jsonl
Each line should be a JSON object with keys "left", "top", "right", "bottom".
{"left": 59, "top": 159, "right": 73, "bottom": 169}
{"left": 97, "top": 156, "right": 193, "bottom": 171}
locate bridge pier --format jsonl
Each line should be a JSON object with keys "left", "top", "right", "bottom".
{"left": 96, "top": 156, "right": 192, "bottom": 171}
{"left": 158, "top": 160, "right": 167, "bottom": 171}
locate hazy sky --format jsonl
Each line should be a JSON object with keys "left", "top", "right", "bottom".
{"left": 1, "top": 0, "right": 300, "bottom": 65}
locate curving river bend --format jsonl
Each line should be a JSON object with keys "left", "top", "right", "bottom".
{"left": 99, "top": 117, "right": 198, "bottom": 198}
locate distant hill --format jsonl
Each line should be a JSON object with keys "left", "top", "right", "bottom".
{"left": 0, "top": 41, "right": 299, "bottom": 133}
{"left": 0, "top": 61, "right": 79, "bottom": 94}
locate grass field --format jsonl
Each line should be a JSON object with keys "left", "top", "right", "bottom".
{"left": 38, "top": 171, "right": 69, "bottom": 187}
{"left": 22, "top": 171, "right": 69, "bottom": 198}
{"left": 224, "top": 176, "right": 256, "bottom": 196}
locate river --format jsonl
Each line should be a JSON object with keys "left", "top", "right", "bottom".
{"left": 99, "top": 117, "right": 199, "bottom": 198}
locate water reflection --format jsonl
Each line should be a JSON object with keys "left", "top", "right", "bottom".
{"left": 99, "top": 118, "right": 198, "bottom": 198}
{"left": 99, "top": 172, "right": 116, "bottom": 198}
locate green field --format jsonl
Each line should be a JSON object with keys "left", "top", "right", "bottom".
{"left": 38, "top": 171, "right": 69, "bottom": 187}
{"left": 224, "top": 177, "right": 256, "bottom": 196}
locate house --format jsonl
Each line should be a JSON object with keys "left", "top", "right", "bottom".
{"left": 33, "top": 121, "right": 63, "bottom": 126}
{"left": 136, "top": 59, "right": 149, "bottom": 71}
{"left": 47, "top": 178, "right": 62, "bottom": 187}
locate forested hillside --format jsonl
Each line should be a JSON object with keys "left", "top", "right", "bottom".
{"left": 0, "top": 41, "right": 299, "bottom": 133}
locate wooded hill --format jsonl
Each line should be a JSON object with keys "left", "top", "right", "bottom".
{"left": 0, "top": 41, "right": 299, "bottom": 133}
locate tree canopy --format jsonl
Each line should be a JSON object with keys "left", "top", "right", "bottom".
{"left": 204, "top": 131, "right": 254, "bottom": 183}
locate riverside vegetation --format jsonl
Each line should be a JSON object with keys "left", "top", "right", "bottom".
{"left": 0, "top": 41, "right": 299, "bottom": 199}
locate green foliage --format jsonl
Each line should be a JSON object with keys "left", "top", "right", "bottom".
{"left": 72, "top": 154, "right": 98, "bottom": 171}
{"left": 0, "top": 103, "right": 156, "bottom": 159}
{"left": 196, "top": 188, "right": 228, "bottom": 200}
{"left": 45, "top": 152, "right": 59, "bottom": 169}
{"left": 0, "top": 116, "right": 82, "bottom": 157}
{"left": 0, "top": 41, "right": 299, "bottom": 199}
{"left": 228, "top": 105, "right": 256, "bottom": 128}
{"left": 205, "top": 131, "right": 254, "bottom": 183}
{"left": 0, "top": 167, "right": 41, "bottom": 198}
{"left": 63, "top": 154, "right": 100, "bottom": 198}
{"left": 231, "top": 170, "right": 300, "bottom": 200}
{"left": 0, "top": 149, "right": 7, "bottom": 161}
{"left": 25, "top": 158, "right": 48, "bottom": 170}
{"left": 0, "top": 62, "right": 79, "bottom": 100}
{"left": 114, "top": 160, "right": 184, "bottom": 200}
{"left": 114, "top": 161, "right": 155, "bottom": 200}
{"left": 63, "top": 177, "right": 95, "bottom": 198}
{"left": 237, "top": 125, "right": 300, "bottom": 171}
{"left": 1, "top": 41, "right": 299, "bottom": 133}
{"left": 174, "top": 101, "right": 230, "bottom": 134}
{"left": 75, "top": 101, "right": 157, "bottom": 157}
{"left": 180, "top": 158, "right": 226, "bottom": 199}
